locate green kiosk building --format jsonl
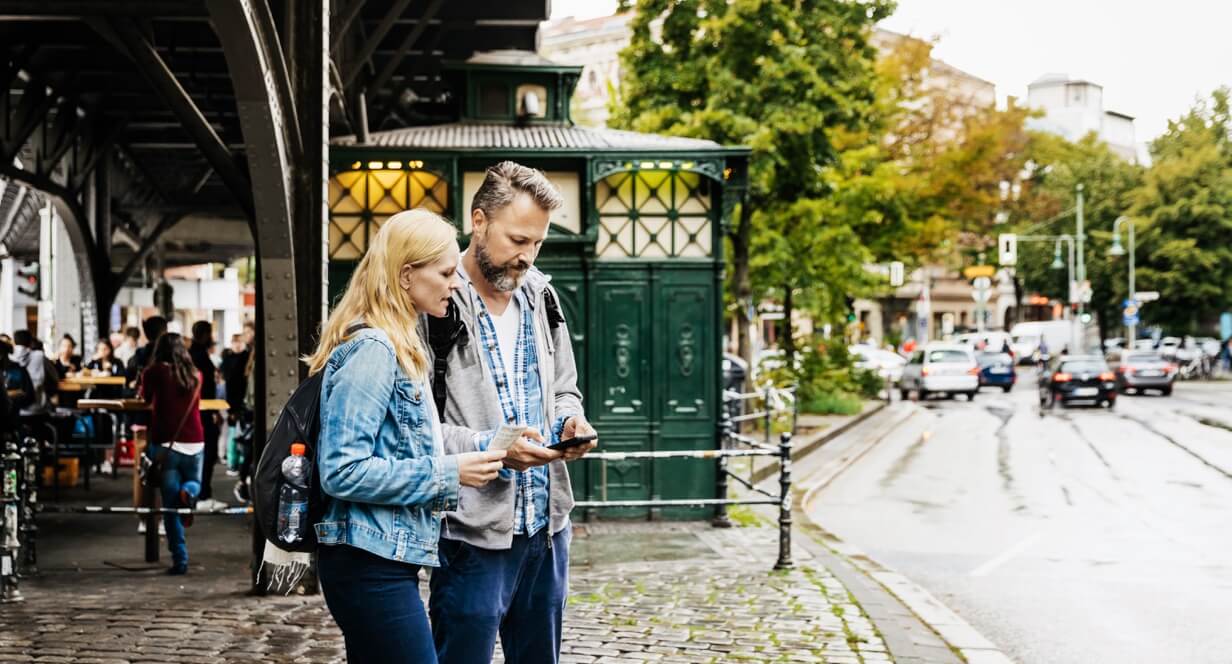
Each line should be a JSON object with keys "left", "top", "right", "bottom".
{"left": 328, "top": 51, "right": 749, "bottom": 517}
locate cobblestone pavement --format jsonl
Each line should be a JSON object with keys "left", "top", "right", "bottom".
{"left": 2, "top": 479, "right": 897, "bottom": 663}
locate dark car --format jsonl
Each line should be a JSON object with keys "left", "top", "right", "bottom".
{"left": 1038, "top": 356, "right": 1117, "bottom": 409}
{"left": 1105, "top": 350, "right": 1176, "bottom": 396}
{"left": 977, "top": 352, "right": 1016, "bottom": 392}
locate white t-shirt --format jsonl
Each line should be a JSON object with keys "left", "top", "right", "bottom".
{"left": 488, "top": 297, "right": 522, "bottom": 380}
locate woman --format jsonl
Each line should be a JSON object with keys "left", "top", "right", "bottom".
{"left": 55, "top": 334, "right": 82, "bottom": 376}
{"left": 306, "top": 209, "right": 507, "bottom": 664}
{"left": 139, "top": 332, "right": 204, "bottom": 575}
{"left": 85, "top": 338, "right": 125, "bottom": 399}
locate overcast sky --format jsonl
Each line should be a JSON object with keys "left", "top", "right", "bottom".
{"left": 549, "top": 0, "right": 1232, "bottom": 143}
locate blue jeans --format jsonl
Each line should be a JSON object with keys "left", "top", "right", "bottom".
{"left": 430, "top": 528, "right": 570, "bottom": 664}
{"left": 318, "top": 544, "right": 436, "bottom": 664}
{"left": 156, "top": 448, "right": 202, "bottom": 567}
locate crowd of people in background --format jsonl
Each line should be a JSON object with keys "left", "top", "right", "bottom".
{"left": 0, "top": 315, "right": 258, "bottom": 573}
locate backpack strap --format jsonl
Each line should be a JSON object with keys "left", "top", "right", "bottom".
{"left": 542, "top": 285, "right": 566, "bottom": 331}
{"left": 427, "top": 300, "right": 468, "bottom": 421}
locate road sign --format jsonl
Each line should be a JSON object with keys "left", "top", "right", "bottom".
{"left": 1123, "top": 302, "right": 1139, "bottom": 326}
{"left": 1136, "top": 291, "right": 1159, "bottom": 303}
{"left": 998, "top": 233, "right": 1017, "bottom": 266}
{"left": 963, "top": 265, "right": 996, "bottom": 280}
{"left": 1123, "top": 313, "right": 1140, "bottom": 326}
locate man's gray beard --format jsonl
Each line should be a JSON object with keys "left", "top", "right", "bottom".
{"left": 474, "top": 239, "right": 528, "bottom": 293}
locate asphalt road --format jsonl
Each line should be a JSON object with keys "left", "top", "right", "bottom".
{"left": 806, "top": 375, "right": 1232, "bottom": 664}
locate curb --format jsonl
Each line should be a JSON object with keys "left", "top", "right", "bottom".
{"left": 749, "top": 398, "right": 889, "bottom": 486}
{"left": 794, "top": 404, "right": 1015, "bottom": 664}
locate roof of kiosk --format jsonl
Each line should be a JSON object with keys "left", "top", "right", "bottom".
{"left": 332, "top": 123, "right": 731, "bottom": 152}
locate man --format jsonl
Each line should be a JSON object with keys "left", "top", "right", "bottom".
{"left": 12, "top": 330, "right": 49, "bottom": 414}
{"left": 427, "top": 161, "right": 597, "bottom": 664}
{"left": 219, "top": 333, "right": 249, "bottom": 473}
{"left": 115, "top": 326, "right": 140, "bottom": 365}
{"left": 126, "top": 316, "right": 167, "bottom": 393}
{"left": 188, "top": 320, "right": 224, "bottom": 510}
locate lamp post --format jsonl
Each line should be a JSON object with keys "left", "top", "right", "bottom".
{"left": 1051, "top": 234, "right": 1080, "bottom": 351}
{"left": 1109, "top": 216, "right": 1136, "bottom": 346}
{"left": 1050, "top": 234, "right": 1075, "bottom": 311}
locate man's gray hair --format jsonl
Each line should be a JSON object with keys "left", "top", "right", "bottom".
{"left": 471, "top": 161, "right": 564, "bottom": 220}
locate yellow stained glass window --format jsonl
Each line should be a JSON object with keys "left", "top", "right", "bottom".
{"left": 327, "top": 166, "right": 449, "bottom": 261}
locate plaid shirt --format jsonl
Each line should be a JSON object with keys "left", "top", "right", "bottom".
{"left": 471, "top": 286, "right": 558, "bottom": 536}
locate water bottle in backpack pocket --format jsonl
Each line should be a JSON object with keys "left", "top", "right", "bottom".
{"left": 276, "top": 442, "right": 311, "bottom": 545}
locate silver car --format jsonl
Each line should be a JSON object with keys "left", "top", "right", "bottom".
{"left": 900, "top": 344, "right": 980, "bottom": 401}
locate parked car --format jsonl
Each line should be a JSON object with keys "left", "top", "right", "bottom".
{"left": 1038, "top": 355, "right": 1117, "bottom": 409}
{"left": 900, "top": 343, "right": 979, "bottom": 401}
{"left": 851, "top": 344, "right": 907, "bottom": 385}
{"left": 722, "top": 352, "right": 749, "bottom": 392}
{"left": 1102, "top": 337, "right": 1126, "bottom": 352}
{"left": 977, "top": 352, "right": 1016, "bottom": 392}
{"left": 1105, "top": 350, "right": 1176, "bottom": 395}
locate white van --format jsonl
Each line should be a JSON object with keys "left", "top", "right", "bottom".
{"left": 1010, "top": 320, "right": 1077, "bottom": 364}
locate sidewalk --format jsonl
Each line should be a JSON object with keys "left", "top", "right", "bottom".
{"left": 2, "top": 408, "right": 941, "bottom": 664}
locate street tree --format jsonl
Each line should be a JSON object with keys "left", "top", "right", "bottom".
{"left": 1007, "top": 132, "right": 1143, "bottom": 341}
{"left": 611, "top": 0, "right": 893, "bottom": 361}
{"left": 1128, "top": 88, "right": 1232, "bottom": 333}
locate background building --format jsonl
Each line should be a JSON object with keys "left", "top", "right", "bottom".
{"left": 1026, "top": 73, "right": 1138, "bottom": 161}
{"left": 538, "top": 13, "right": 633, "bottom": 127}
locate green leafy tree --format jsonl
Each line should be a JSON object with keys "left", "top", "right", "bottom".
{"left": 1007, "top": 132, "right": 1142, "bottom": 342}
{"left": 1128, "top": 89, "right": 1232, "bottom": 333}
{"left": 611, "top": 0, "right": 894, "bottom": 361}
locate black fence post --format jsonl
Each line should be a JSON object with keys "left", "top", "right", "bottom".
{"left": 774, "top": 431, "right": 794, "bottom": 570}
{"left": 1, "top": 437, "right": 20, "bottom": 602}
{"left": 712, "top": 404, "right": 733, "bottom": 528}
{"left": 762, "top": 385, "right": 773, "bottom": 448}
{"left": 143, "top": 484, "right": 159, "bottom": 563}
{"left": 18, "top": 436, "right": 37, "bottom": 575}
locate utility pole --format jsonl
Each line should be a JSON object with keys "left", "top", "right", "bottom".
{"left": 1075, "top": 183, "right": 1086, "bottom": 352}
{"left": 1075, "top": 184, "right": 1086, "bottom": 303}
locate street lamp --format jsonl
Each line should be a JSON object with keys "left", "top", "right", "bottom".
{"left": 1109, "top": 216, "right": 1136, "bottom": 346}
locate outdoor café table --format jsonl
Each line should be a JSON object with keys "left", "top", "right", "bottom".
{"left": 57, "top": 374, "right": 126, "bottom": 396}
{"left": 76, "top": 398, "right": 229, "bottom": 562}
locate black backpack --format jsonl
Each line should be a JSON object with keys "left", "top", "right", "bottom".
{"left": 253, "top": 323, "right": 366, "bottom": 553}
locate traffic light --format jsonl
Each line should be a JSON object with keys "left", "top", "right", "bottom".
{"left": 16, "top": 261, "right": 39, "bottom": 299}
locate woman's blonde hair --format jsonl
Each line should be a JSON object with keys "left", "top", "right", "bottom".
{"left": 305, "top": 209, "right": 457, "bottom": 380}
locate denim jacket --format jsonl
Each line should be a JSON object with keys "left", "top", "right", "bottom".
{"left": 315, "top": 327, "right": 462, "bottom": 566}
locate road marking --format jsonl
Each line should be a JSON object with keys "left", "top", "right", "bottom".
{"left": 969, "top": 532, "right": 1042, "bottom": 577}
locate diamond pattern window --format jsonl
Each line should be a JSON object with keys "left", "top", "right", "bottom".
{"left": 327, "top": 165, "right": 449, "bottom": 261}
{"left": 595, "top": 169, "right": 714, "bottom": 259}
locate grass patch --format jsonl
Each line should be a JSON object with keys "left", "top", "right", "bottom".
{"left": 726, "top": 504, "right": 767, "bottom": 527}
{"left": 801, "top": 391, "right": 864, "bottom": 416}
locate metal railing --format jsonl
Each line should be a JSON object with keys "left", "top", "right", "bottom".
{"left": 573, "top": 385, "right": 798, "bottom": 569}
{"left": 0, "top": 385, "right": 803, "bottom": 591}
{"left": 2, "top": 436, "right": 40, "bottom": 603}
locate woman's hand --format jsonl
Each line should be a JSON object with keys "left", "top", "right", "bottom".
{"left": 456, "top": 449, "right": 508, "bottom": 487}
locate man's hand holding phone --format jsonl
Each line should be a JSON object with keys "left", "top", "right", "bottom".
{"left": 557, "top": 416, "right": 598, "bottom": 461}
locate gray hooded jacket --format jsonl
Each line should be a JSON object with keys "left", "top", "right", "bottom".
{"left": 418, "top": 260, "right": 584, "bottom": 550}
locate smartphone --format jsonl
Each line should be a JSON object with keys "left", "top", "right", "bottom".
{"left": 547, "top": 434, "right": 597, "bottom": 452}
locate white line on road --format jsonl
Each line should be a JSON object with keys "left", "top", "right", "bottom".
{"left": 969, "top": 532, "right": 1043, "bottom": 577}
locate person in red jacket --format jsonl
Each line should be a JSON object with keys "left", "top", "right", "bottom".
{"left": 139, "top": 332, "right": 204, "bottom": 575}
